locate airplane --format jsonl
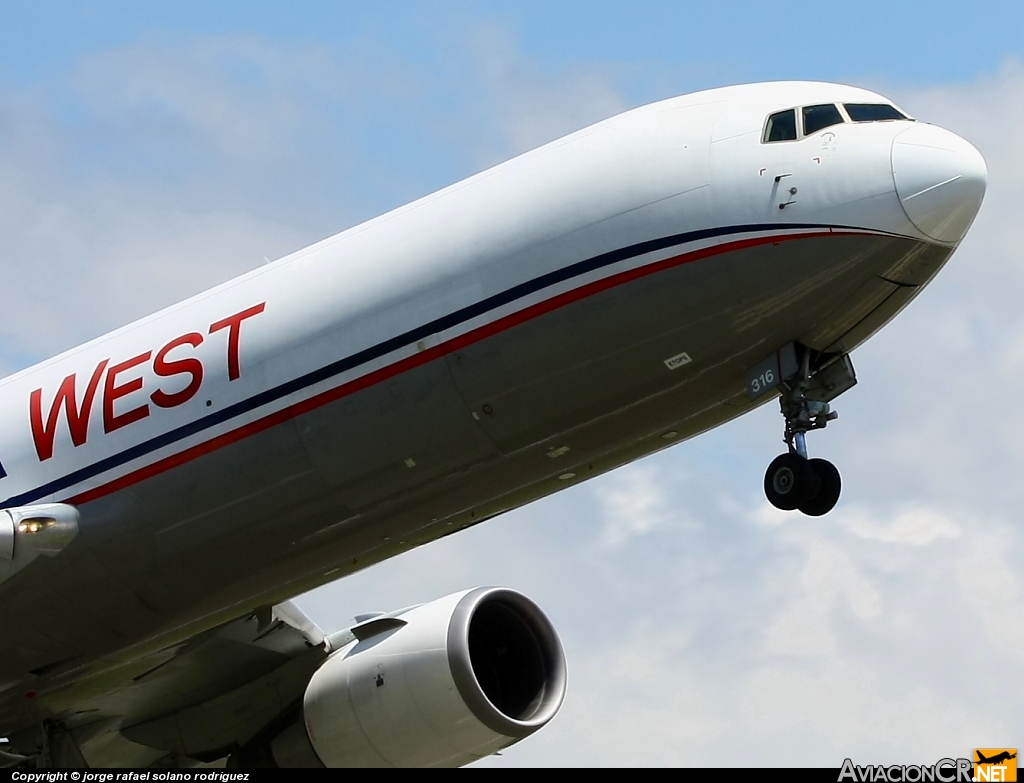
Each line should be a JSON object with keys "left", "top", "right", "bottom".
{"left": 976, "top": 751, "right": 1017, "bottom": 765}
{"left": 0, "top": 80, "right": 985, "bottom": 767}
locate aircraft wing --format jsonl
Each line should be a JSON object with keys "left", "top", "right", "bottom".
{"left": 2, "top": 602, "right": 328, "bottom": 767}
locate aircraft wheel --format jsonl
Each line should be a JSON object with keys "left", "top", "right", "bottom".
{"left": 764, "top": 453, "right": 817, "bottom": 511}
{"left": 798, "top": 458, "right": 842, "bottom": 517}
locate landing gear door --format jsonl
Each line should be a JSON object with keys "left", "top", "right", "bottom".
{"left": 746, "top": 343, "right": 856, "bottom": 404}
{"left": 804, "top": 354, "right": 857, "bottom": 403}
{"left": 746, "top": 342, "right": 799, "bottom": 400}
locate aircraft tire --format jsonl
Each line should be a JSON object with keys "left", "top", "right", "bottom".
{"left": 798, "top": 458, "right": 842, "bottom": 516}
{"left": 764, "top": 453, "right": 817, "bottom": 511}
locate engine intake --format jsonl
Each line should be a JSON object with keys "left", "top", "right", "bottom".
{"left": 448, "top": 588, "right": 564, "bottom": 737}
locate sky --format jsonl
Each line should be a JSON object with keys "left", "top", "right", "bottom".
{"left": 0, "top": 1, "right": 1022, "bottom": 768}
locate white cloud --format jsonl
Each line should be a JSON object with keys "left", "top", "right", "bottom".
{"left": 737, "top": 661, "right": 1001, "bottom": 765}
{"left": 594, "top": 463, "right": 677, "bottom": 549}
{"left": 956, "top": 535, "right": 1024, "bottom": 662}
{"left": 837, "top": 506, "right": 961, "bottom": 546}
{"left": 767, "top": 542, "right": 881, "bottom": 657}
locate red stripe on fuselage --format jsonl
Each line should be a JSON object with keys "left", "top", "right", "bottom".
{"left": 68, "top": 229, "right": 858, "bottom": 505}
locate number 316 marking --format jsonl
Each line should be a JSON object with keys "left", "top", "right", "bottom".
{"left": 750, "top": 368, "right": 775, "bottom": 394}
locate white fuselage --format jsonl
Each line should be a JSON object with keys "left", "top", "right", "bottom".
{"left": 0, "top": 81, "right": 985, "bottom": 727}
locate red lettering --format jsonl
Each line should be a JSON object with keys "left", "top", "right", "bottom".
{"left": 209, "top": 303, "right": 265, "bottom": 381}
{"left": 29, "top": 360, "right": 109, "bottom": 461}
{"left": 151, "top": 333, "right": 204, "bottom": 409}
{"left": 103, "top": 352, "right": 151, "bottom": 433}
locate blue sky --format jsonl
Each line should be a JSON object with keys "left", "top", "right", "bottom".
{"left": 0, "top": 1, "right": 1021, "bottom": 768}
{"left": 2, "top": 1, "right": 1022, "bottom": 87}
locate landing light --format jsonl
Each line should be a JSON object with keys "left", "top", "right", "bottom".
{"left": 17, "top": 518, "right": 56, "bottom": 535}
{"left": 1, "top": 503, "right": 80, "bottom": 572}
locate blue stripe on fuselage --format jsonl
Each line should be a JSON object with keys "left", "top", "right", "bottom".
{"left": 2, "top": 222, "right": 869, "bottom": 507}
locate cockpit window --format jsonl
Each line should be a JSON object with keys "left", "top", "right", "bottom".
{"left": 843, "top": 103, "right": 909, "bottom": 122}
{"left": 764, "top": 109, "right": 797, "bottom": 142}
{"left": 802, "top": 104, "right": 844, "bottom": 135}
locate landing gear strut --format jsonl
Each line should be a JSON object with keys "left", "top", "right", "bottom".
{"left": 754, "top": 345, "right": 854, "bottom": 516}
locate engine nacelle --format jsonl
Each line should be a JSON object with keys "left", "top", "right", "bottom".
{"left": 273, "top": 587, "right": 566, "bottom": 767}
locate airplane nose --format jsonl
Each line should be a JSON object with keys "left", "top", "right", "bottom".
{"left": 891, "top": 123, "right": 987, "bottom": 244}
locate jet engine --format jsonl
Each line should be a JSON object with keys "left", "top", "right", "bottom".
{"left": 250, "top": 587, "right": 566, "bottom": 767}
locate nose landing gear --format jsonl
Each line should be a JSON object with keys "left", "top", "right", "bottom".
{"left": 751, "top": 344, "right": 855, "bottom": 516}
{"left": 764, "top": 449, "right": 841, "bottom": 517}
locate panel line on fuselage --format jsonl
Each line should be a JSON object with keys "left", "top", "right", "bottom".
{"left": 3, "top": 222, "right": 897, "bottom": 509}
